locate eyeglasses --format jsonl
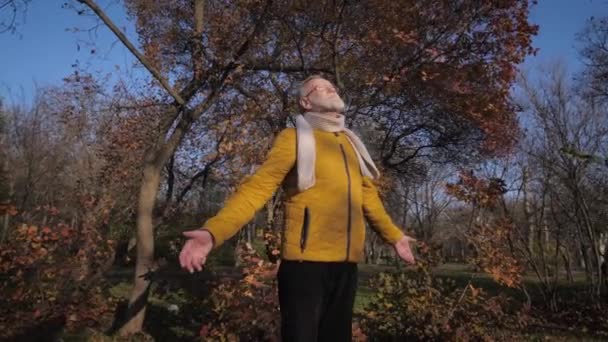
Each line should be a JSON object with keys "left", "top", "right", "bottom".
{"left": 304, "top": 85, "right": 339, "bottom": 98}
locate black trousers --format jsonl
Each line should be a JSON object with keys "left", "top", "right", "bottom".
{"left": 278, "top": 260, "right": 358, "bottom": 342}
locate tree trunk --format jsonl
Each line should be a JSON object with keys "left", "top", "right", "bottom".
{"left": 602, "top": 235, "right": 608, "bottom": 289}
{"left": 561, "top": 247, "right": 574, "bottom": 283}
{"left": 118, "top": 163, "right": 163, "bottom": 335}
{"left": 578, "top": 195, "right": 603, "bottom": 298}
{"left": 1, "top": 212, "right": 8, "bottom": 244}
{"left": 365, "top": 229, "right": 377, "bottom": 264}
{"left": 0, "top": 165, "right": 11, "bottom": 244}
{"left": 579, "top": 245, "right": 591, "bottom": 281}
{"left": 522, "top": 167, "right": 536, "bottom": 253}
{"left": 460, "top": 242, "right": 466, "bottom": 262}
{"left": 1, "top": 158, "right": 12, "bottom": 244}
{"left": 246, "top": 222, "right": 253, "bottom": 243}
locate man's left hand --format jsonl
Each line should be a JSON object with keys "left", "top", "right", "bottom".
{"left": 394, "top": 235, "right": 417, "bottom": 264}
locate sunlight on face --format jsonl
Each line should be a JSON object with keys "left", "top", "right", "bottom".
{"left": 300, "top": 78, "right": 345, "bottom": 113}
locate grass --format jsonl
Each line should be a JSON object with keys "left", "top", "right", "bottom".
{"left": 53, "top": 261, "right": 605, "bottom": 341}
{"left": 354, "top": 263, "right": 607, "bottom": 341}
{"left": 354, "top": 285, "right": 374, "bottom": 313}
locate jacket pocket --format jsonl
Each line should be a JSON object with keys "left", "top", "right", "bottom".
{"left": 300, "top": 207, "right": 310, "bottom": 253}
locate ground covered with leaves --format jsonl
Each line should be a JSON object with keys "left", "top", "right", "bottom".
{"left": 52, "top": 255, "right": 608, "bottom": 341}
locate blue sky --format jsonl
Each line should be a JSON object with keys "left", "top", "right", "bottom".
{"left": 522, "top": 0, "right": 608, "bottom": 71}
{"left": 1, "top": 0, "right": 607, "bottom": 104}
{"left": 0, "top": 1, "right": 137, "bottom": 103}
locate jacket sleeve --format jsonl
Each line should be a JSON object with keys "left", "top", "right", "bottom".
{"left": 201, "top": 128, "right": 296, "bottom": 249}
{"left": 362, "top": 176, "right": 405, "bottom": 245}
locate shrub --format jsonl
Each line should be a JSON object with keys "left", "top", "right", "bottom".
{"left": 0, "top": 210, "right": 115, "bottom": 338}
{"left": 198, "top": 242, "right": 280, "bottom": 341}
{"left": 359, "top": 243, "right": 530, "bottom": 341}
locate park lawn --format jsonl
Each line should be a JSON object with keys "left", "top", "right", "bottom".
{"left": 355, "top": 263, "right": 604, "bottom": 341}
{"left": 60, "top": 262, "right": 603, "bottom": 341}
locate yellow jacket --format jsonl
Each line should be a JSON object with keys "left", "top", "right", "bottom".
{"left": 202, "top": 128, "right": 404, "bottom": 263}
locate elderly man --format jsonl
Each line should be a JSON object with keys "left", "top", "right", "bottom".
{"left": 179, "top": 75, "right": 416, "bottom": 342}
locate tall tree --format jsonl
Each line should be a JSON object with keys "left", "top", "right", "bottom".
{"left": 518, "top": 62, "right": 608, "bottom": 299}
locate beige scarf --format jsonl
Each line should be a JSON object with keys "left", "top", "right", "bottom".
{"left": 295, "top": 112, "right": 380, "bottom": 191}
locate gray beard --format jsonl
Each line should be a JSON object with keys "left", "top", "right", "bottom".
{"left": 314, "top": 96, "right": 345, "bottom": 113}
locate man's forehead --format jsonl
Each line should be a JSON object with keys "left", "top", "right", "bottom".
{"left": 304, "top": 78, "right": 332, "bottom": 89}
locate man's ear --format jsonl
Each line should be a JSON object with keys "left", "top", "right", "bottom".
{"left": 299, "top": 97, "right": 311, "bottom": 110}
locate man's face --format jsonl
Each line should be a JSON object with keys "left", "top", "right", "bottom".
{"left": 299, "top": 78, "right": 345, "bottom": 113}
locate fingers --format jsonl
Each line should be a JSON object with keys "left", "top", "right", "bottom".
{"left": 179, "top": 244, "right": 190, "bottom": 270}
{"left": 191, "top": 251, "right": 202, "bottom": 272}
{"left": 398, "top": 247, "right": 416, "bottom": 265}
{"left": 182, "top": 230, "right": 198, "bottom": 238}
{"left": 408, "top": 252, "right": 416, "bottom": 264}
{"left": 179, "top": 243, "right": 203, "bottom": 273}
{"left": 194, "top": 256, "right": 206, "bottom": 272}
{"left": 179, "top": 248, "right": 185, "bottom": 269}
{"left": 181, "top": 248, "right": 195, "bottom": 273}
{"left": 186, "top": 247, "right": 203, "bottom": 273}
{"left": 408, "top": 248, "right": 416, "bottom": 262}
{"left": 179, "top": 232, "right": 211, "bottom": 273}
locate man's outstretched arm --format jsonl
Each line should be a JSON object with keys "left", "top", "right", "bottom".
{"left": 179, "top": 128, "right": 296, "bottom": 273}
{"left": 202, "top": 128, "right": 296, "bottom": 248}
{"left": 362, "top": 176, "right": 416, "bottom": 264}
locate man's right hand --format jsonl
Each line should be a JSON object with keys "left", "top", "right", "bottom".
{"left": 179, "top": 229, "right": 214, "bottom": 273}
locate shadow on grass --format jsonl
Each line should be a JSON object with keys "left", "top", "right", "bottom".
{"left": 61, "top": 262, "right": 237, "bottom": 342}
{"left": 354, "top": 263, "right": 607, "bottom": 341}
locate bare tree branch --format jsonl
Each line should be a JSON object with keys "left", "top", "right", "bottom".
{"left": 77, "top": 0, "right": 186, "bottom": 106}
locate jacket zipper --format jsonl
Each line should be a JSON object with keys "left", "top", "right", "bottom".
{"left": 300, "top": 207, "right": 310, "bottom": 253}
{"left": 339, "top": 144, "right": 352, "bottom": 261}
